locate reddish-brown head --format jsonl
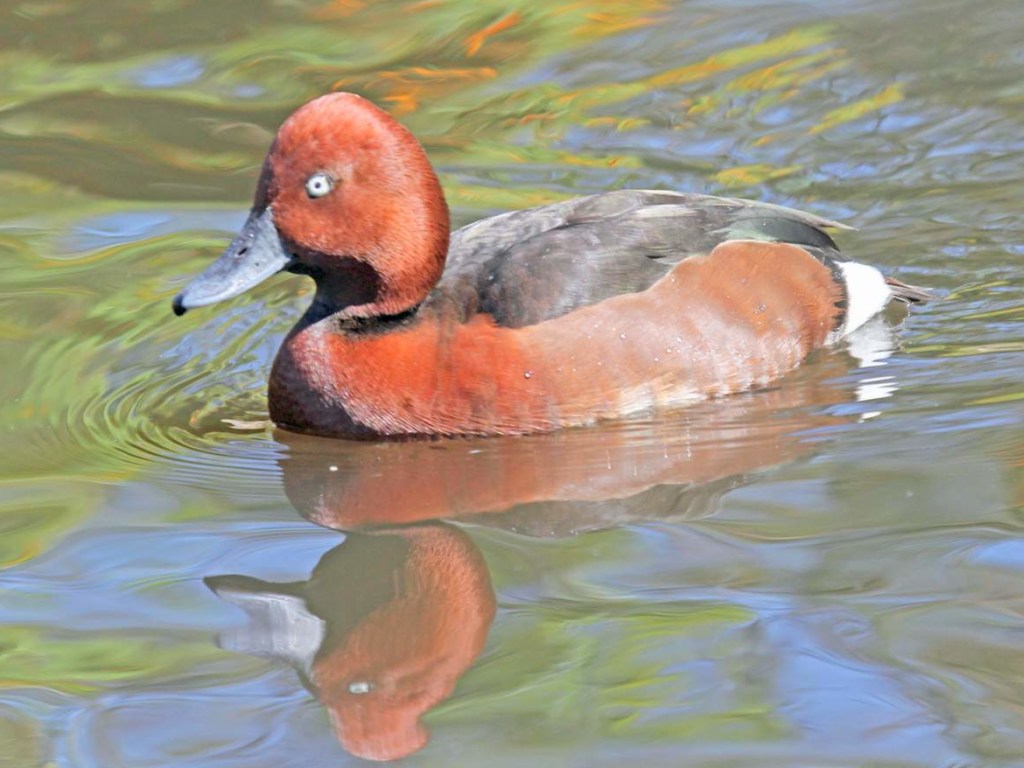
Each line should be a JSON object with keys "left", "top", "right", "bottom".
{"left": 173, "top": 93, "right": 450, "bottom": 319}
{"left": 266, "top": 94, "right": 449, "bottom": 315}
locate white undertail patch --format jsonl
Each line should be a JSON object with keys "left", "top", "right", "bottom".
{"left": 837, "top": 261, "right": 891, "bottom": 336}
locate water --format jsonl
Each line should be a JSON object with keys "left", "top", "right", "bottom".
{"left": 2, "top": 0, "right": 1023, "bottom": 764}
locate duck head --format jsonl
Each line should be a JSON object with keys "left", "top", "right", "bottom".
{"left": 173, "top": 93, "right": 450, "bottom": 320}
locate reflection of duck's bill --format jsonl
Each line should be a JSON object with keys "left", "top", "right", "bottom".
{"left": 205, "top": 574, "right": 325, "bottom": 677}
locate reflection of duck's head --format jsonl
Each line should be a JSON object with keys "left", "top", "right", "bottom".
{"left": 207, "top": 522, "right": 495, "bottom": 762}
{"left": 315, "top": 524, "right": 494, "bottom": 761}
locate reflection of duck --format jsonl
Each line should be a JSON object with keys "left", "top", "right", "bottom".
{"left": 207, "top": 341, "right": 903, "bottom": 760}
{"left": 207, "top": 522, "right": 494, "bottom": 762}
{"left": 279, "top": 353, "right": 865, "bottom": 533}
{"left": 173, "top": 92, "right": 928, "bottom": 438}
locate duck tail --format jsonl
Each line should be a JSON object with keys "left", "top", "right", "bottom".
{"left": 886, "top": 276, "right": 935, "bottom": 304}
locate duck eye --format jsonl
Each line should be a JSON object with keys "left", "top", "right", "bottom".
{"left": 305, "top": 173, "right": 334, "bottom": 199}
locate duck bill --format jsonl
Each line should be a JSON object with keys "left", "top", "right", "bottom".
{"left": 172, "top": 207, "right": 293, "bottom": 316}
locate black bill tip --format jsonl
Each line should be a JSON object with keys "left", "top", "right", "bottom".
{"left": 169, "top": 207, "right": 291, "bottom": 318}
{"left": 172, "top": 293, "right": 188, "bottom": 316}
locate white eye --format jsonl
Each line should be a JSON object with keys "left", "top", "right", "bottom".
{"left": 305, "top": 172, "right": 334, "bottom": 198}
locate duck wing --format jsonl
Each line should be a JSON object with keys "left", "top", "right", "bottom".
{"left": 431, "top": 190, "right": 849, "bottom": 328}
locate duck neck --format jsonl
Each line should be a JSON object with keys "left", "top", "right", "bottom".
{"left": 302, "top": 205, "right": 449, "bottom": 324}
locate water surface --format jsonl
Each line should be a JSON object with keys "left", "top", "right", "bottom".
{"left": 2, "top": 0, "right": 1024, "bottom": 765}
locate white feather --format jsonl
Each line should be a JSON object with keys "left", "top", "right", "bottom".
{"left": 837, "top": 261, "right": 891, "bottom": 335}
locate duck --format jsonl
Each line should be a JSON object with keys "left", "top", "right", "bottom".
{"left": 173, "top": 92, "right": 928, "bottom": 438}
